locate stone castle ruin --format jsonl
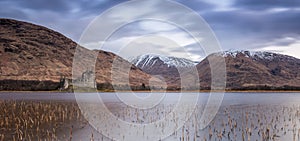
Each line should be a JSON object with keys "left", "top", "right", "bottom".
{"left": 72, "top": 70, "right": 97, "bottom": 89}
{"left": 59, "top": 70, "right": 97, "bottom": 90}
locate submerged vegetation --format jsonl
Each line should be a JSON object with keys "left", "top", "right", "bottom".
{"left": 1, "top": 98, "right": 300, "bottom": 140}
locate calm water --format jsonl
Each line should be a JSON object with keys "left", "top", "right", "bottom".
{"left": 0, "top": 92, "right": 300, "bottom": 141}
{"left": 1, "top": 92, "right": 300, "bottom": 104}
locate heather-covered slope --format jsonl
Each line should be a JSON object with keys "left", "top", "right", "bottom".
{"left": 197, "top": 51, "right": 300, "bottom": 90}
{"left": 0, "top": 18, "right": 160, "bottom": 91}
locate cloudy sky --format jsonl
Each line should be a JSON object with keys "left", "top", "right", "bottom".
{"left": 1, "top": 0, "right": 300, "bottom": 61}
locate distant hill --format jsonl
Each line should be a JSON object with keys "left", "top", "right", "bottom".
{"left": 0, "top": 18, "right": 161, "bottom": 91}
{"left": 130, "top": 54, "right": 196, "bottom": 89}
{"left": 197, "top": 50, "right": 300, "bottom": 90}
{"left": 131, "top": 51, "right": 300, "bottom": 90}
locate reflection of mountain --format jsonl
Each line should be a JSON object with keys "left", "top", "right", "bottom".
{"left": 2, "top": 18, "right": 300, "bottom": 91}
{"left": 0, "top": 18, "right": 161, "bottom": 91}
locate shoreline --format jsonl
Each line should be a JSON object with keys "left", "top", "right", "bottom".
{"left": 1, "top": 90, "right": 300, "bottom": 93}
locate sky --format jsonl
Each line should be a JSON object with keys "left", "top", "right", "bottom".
{"left": 0, "top": 0, "right": 300, "bottom": 61}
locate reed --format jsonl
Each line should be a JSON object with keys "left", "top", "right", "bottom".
{"left": 0, "top": 100, "right": 84, "bottom": 140}
{"left": 1, "top": 99, "right": 300, "bottom": 140}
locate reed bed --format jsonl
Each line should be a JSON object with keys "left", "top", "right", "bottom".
{"left": 174, "top": 104, "right": 300, "bottom": 141}
{"left": 0, "top": 100, "right": 86, "bottom": 141}
{"left": 77, "top": 102, "right": 300, "bottom": 141}
{"left": 1, "top": 99, "right": 300, "bottom": 141}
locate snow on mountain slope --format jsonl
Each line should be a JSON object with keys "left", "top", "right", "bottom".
{"left": 129, "top": 54, "right": 196, "bottom": 88}
{"left": 130, "top": 54, "right": 195, "bottom": 69}
{"left": 197, "top": 50, "right": 300, "bottom": 90}
{"left": 217, "top": 50, "right": 297, "bottom": 61}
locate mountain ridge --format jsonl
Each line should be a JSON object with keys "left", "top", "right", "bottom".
{"left": 130, "top": 54, "right": 196, "bottom": 68}
{"left": 1, "top": 18, "right": 300, "bottom": 91}
{"left": 130, "top": 54, "right": 196, "bottom": 89}
{"left": 0, "top": 18, "right": 161, "bottom": 91}
{"left": 197, "top": 50, "right": 300, "bottom": 90}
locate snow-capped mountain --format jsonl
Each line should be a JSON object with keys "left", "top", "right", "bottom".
{"left": 217, "top": 50, "right": 297, "bottom": 61}
{"left": 127, "top": 51, "right": 300, "bottom": 90}
{"left": 131, "top": 54, "right": 196, "bottom": 69}
{"left": 197, "top": 50, "right": 300, "bottom": 90}
{"left": 130, "top": 54, "right": 196, "bottom": 88}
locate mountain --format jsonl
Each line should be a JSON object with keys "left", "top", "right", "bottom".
{"left": 131, "top": 51, "right": 300, "bottom": 90}
{"left": 2, "top": 19, "right": 300, "bottom": 91}
{"left": 131, "top": 54, "right": 196, "bottom": 68}
{"left": 197, "top": 50, "right": 300, "bottom": 90}
{"left": 130, "top": 54, "right": 196, "bottom": 89}
{"left": 0, "top": 18, "right": 161, "bottom": 91}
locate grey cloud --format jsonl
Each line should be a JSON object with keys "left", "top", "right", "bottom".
{"left": 1, "top": 0, "right": 300, "bottom": 58}
{"left": 201, "top": 9, "right": 300, "bottom": 49}
{"left": 17, "top": 0, "right": 71, "bottom": 12}
{"left": 0, "top": 1, "right": 28, "bottom": 19}
{"left": 1, "top": 0, "right": 125, "bottom": 15}
{"left": 0, "top": 0, "right": 215, "bottom": 42}
{"left": 0, "top": 0, "right": 127, "bottom": 41}
{"left": 233, "top": 0, "right": 300, "bottom": 10}
{"left": 176, "top": 0, "right": 216, "bottom": 12}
